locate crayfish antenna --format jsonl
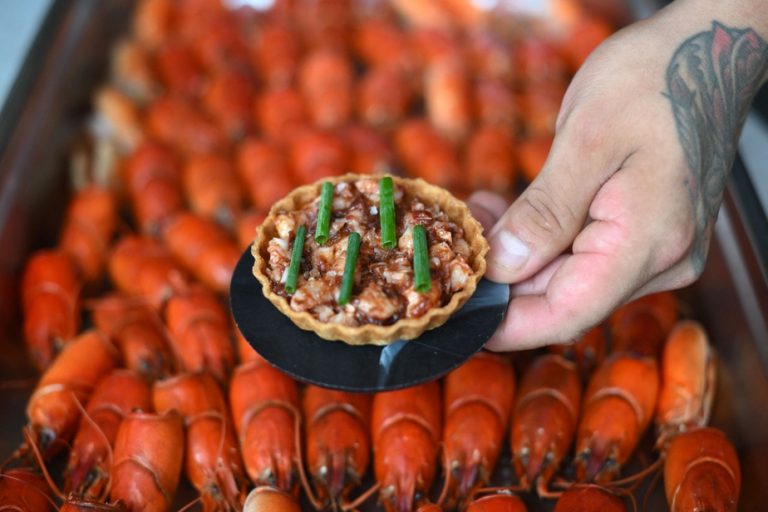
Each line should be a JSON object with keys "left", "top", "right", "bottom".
{"left": 610, "top": 456, "right": 664, "bottom": 491}
{"left": 339, "top": 481, "right": 379, "bottom": 512}
{"left": 294, "top": 410, "right": 325, "bottom": 511}
{"left": 641, "top": 468, "right": 662, "bottom": 512}
{"left": 177, "top": 495, "right": 203, "bottom": 512}
{"left": 536, "top": 476, "right": 562, "bottom": 499}
{"left": 65, "top": 392, "right": 114, "bottom": 501}
{"left": 436, "top": 475, "right": 450, "bottom": 506}
{"left": 23, "top": 426, "right": 65, "bottom": 501}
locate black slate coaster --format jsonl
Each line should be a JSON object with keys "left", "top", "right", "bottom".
{"left": 230, "top": 249, "right": 508, "bottom": 392}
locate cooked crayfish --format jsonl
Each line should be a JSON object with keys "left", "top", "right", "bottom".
{"left": 609, "top": 292, "right": 679, "bottom": 358}
{"left": 121, "top": 141, "right": 183, "bottom": 236}
{"left": 553, "top": 484, "right": 627, "bottom": 512}
{"left": 21, "top": 249, "right": 81, "bottom": 370}
{"left": 249, "top": 22, "right": 300, "bottom": 89}
{"left": 548, "top": 325, "right": 607, "bottom": 378}
{"left": 153, "top": 372, "right": 248, "bottom": 511}
{"left": 394, "top": 119, "right": 460, "bottom": 192}
{"left": 464, "top": 491, "right": 527, "bottom": 511}
{"left": 655, "top": 320, "right": 716, "bottom": 446}
{"left": 91, "top": 294, "right": 176, "bottom": 380}
{"left": 664, "top": 427, "right": 740, "bottom": 512}
{"left": 243, "top": 486, "right": 301, "bottom": 512}
{"left": 254, "top": 88, "right": 307, "bottom": 145}
{"left": 65, "top": 369, "right": 152, "bottom": 499}
{"left": 425, "top": 56, "right": 472, "bottom": 143}
{"left": 58, "top": 184, "right": 118, "bottom": 284}
{"left": 202, "top": 69, "right": 254, "bottom": 141}
{"left": 145, "top": 95, "right": 225, "bottom": 156}
{"left": 357, "top": 67, "right": 412, "bottom": 131}
{"left": 110, "top": 410, "right": 184, "bottom": 512}
{"left": 229, "top": 360, "right": 301, "bottom": 491}
{"left": 574, "top": 353, "right": 659, "bottom": 483}
{"left": 440, "top": 352, "right": 515, "bottom": 506}
{"left": 235, "top": 210, "right": 266, "bottom": 251}
{"left": 162, "top": 212, "right": 240, "bottom": 293}
{"left": 302, "top": 385, "right": 372, "bottom": 509}
{"left": 511, "top": 354, "right": 581, "bottom": 495}
{"left": 0, "top": 467, "right": 57, "bottom": 511}
{"left": 108, "top": 235, "right": 189, "bottom": 310}
{"left": 343, "top": 124, "right": 395, "bottom": 176}
{"left": 299, "top": 48, "right": 354, "bottom": 129}
{"left": 237, "top": 139, "right": 295, "bottom": 211}
{"left": 164, "top": 285, "right": 236, "bottom": 383}
{"left": 464, "top": 126, "right": 516, "bottom": 194}
{"left": 25, "top": 330, "right": 119, "bottom": 458}
{"left": 289, "top": 129, "right": 348, "bottom": 185}
{"left": 182, "top": 153, "right": 243, "bottom": 230}
{"left": 371, "top": 381, "right": 441, "bottom": 512}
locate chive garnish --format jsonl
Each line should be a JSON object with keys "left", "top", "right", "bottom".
{"left": 285, "top": 224, "right": 306, "bottom": 294}
{"left": 413, "top": 225, "right": 431, "bottom": 293}
{"left": 379, "top": 176, "right": 396, "bottom": 249}
{"left": 338, "top": 232, "right": 361, "bottom": 305}
{"left": 315, "top": 182, "right": 334, "bottom": 244}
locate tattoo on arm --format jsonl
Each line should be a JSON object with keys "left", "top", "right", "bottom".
{"left": 665, "top": 21, "right": 768, "bottom": 272}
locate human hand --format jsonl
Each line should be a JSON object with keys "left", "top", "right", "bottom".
{"left": 472, "top": 1, "right": 768, "bottom": 351}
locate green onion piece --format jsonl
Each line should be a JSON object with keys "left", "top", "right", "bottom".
{"left": 338, "top": 232, "right": 362, "bottom": 306}
{"left": 413, "top": 225, "right": 431, "bottom": 293}
{"left": 314, "top": 182, "right": 334, "bottom": 244}
{"left": 285, "top": 224, "right": 306, "bottom": 295}
{"left": 379, "top": 176, "right": 396, "bottom": 249}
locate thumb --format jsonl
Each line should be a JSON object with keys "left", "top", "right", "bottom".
{"left": 486, "top": 123, "right": 620, "bottom": 283}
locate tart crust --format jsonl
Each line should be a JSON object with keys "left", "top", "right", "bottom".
{"left": 251, "top": 173, "right": 489, "bottom": 345}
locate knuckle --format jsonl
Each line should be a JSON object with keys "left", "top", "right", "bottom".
{"left": 568, "top": 115, "right": 606, "bottom": 154}
{"left": 557, "top": 109, "right": 605, "bottom": 154}
{"left": 651, "top": 215, "right": 697, "bottom": 273}
{"left": 516, "top": 185, "right": 576, "bottom": 242}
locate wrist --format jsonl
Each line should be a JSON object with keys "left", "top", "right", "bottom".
{"left": 671, "top": 0, "right": 768, "bottom": 38}
{"left": 652, "top": 0, "right": 768, "bottom": 88}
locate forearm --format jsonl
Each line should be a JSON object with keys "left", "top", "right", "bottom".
{"left": 645, "top": 1, "right": 768, "bottom": 271}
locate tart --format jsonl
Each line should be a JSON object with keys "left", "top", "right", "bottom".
{"left": 251, "top": 173, "right": 488, "bottom": 345}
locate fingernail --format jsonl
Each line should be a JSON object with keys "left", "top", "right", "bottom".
{"left": 489, "top": 230, "right": 530, "bottom": 272}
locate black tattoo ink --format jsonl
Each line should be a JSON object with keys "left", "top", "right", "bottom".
{"left": 665, "top": 21, "right": 768, "bottom": 271}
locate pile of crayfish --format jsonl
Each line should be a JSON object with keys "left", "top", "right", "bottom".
{"left": 3, "top": 0, "right": 740, "bottom": 510}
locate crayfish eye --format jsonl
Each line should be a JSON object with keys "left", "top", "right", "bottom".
{"left": 37, "top": 427, "right": 56, "bottom": 451}
{"left": 518, "top": 446, "right": 530, "bottom": 465}
{"left": 260, "top": 468, "right": 275, "bottom": 485}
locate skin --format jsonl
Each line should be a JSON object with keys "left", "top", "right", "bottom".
{"left": 469, "top": 0, "right": 768, "bottom": 350}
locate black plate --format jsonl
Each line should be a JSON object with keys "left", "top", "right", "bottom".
{"left": 230, "top": 249, "right": 509, "bottom": 392}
